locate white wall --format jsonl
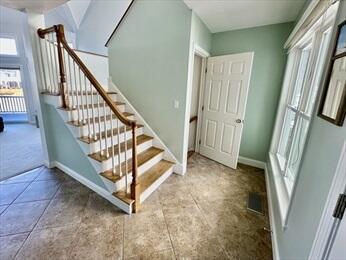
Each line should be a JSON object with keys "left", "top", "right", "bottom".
{"left": 76, "top": 0, "right": 131, "bottom": 55}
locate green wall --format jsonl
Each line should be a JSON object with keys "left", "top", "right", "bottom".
{"left": 211, "top": 22, "right": 294, "bottom": 162}
{"left": 191, "top": 12, "right": 212, "bottom": 52}
{"left": 108, "top": 0, "right": 192, "bottom": 163}
{"left": 268, "top": 3, "right": 346, "bottom": 258}
{"left": 43, "top": 104, "right": 106, "bottom": 189}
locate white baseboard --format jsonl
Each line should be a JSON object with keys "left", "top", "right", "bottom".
{"left": 265, "top": 164, "right": 280, "bottom": 260}
{"left": 238, "top": 156, "right": 266, "bottom": 169}
{"left": 51, "top": 161, "right": 132, "bottom": 214}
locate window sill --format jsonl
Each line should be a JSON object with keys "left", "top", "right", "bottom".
{"left": 269, "top": 152, "right": 290, "bottom": 229}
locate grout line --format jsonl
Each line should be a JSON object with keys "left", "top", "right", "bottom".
{"left": 161, "top": 208, "right": 178, "bottom": 260}
{"left": 122, "top": 215, "right": 125, "bottom": 260}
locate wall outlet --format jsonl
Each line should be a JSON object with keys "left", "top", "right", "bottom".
{"left": 174, "top": 100, "right": 179, "bottom": 109}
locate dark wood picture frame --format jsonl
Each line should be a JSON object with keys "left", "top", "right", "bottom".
{"left": 318, "top": 20, "right": 346, "bottom": 126}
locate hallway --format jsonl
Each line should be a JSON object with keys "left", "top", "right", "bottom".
{"left": 0, "top": 154, "right": 272, "bottom": 259}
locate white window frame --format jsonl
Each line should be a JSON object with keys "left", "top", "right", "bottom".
{"left": 0, "top": 34, "right": 20, "bottom": 57}
{"left": 269, "top": 2, "right": 339, "bottom": 228}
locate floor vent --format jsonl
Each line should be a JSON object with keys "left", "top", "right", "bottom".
{"left": 247, "top": 192, "right": 264, "bottom": 215}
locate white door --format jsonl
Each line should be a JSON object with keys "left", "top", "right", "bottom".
{"left": 199, "top": 52, "right": 254, "bottom": 169}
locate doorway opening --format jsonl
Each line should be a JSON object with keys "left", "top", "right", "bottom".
{"left": 188, "top": 53, "right": 204, "bottom": 159}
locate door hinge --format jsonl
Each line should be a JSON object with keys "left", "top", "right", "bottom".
{"left": 333, "top": 193, "right": 346, "bottom": 220}
{"left": 202, "top": 106, "right": 204, "bottom": 111}
{"left": 199, "top": 139, "right": 201, "bottom": 145}
{"left": 205, "top": 68, "right": 207, "bottom": 73}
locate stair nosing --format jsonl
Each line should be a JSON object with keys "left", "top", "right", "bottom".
{"left": 100, "top": 147, "right": 164, "bottom": 183}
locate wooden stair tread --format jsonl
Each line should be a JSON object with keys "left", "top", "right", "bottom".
{"left": 79, "top": 124, "right": 144, "bottom": 144}
{"left": 100, "top": 147, "right": 164, "bottom": 182}
{"left": 89, "top": 134, "right": 153, "bottom": 162}
{"left": 139, "top": 160, "right": 174, "bottom": 194}
{"left": 113, "top": 190, "right": 134, "bottom": 205}
{"left": 112, "top": 160, "right": 174, "bottom": 206}
{"left": 61, "top": 101, "right": 125, "bottom": 111}
{"left": 68, "top": 112, "right": 134, "bottom": 126}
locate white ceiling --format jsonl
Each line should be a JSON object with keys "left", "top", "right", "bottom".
{"left": 184, "top": 0, "right": 305, "bottom": 33}
{"left": 0, "top": 0, "right": 68, "bottom": 13}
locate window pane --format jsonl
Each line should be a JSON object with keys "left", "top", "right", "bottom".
{"left": 290, "top": 47, "right": 311, "bottom": 109}
{"left": 0, "top": 68, "right": 23, "bottom": 93}
{"left": 277, "top": 108, "right": 296, "bottom": 170}
{"left": 0, "top": 37, "right": 18, "bottom": 55}
{"left": 286, "top": 117, "right": 309, "bottom": 183}
{"left": 306, "top": 28, "right": 333, "bottom": 115}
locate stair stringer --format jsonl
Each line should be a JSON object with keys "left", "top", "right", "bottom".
{"left": 42, "top": 94, "right": 133, "bottom": 214}
{"left": 108, "top": 79, "right": 183, "bottom": 174}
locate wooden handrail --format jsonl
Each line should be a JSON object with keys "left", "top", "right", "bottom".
{"left": 73, "top": 49, "right": 108, "bottom": 58}
{"left": 37, "top": 24, "right": 140, "bottom": 212}
{"left": 37, "top": 25, "right": 135, "bottom": 127}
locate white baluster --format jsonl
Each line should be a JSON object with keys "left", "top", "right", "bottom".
{"left": 97, "top": 94, "right": 103, "bottom": 155}
{"left": 84, "top": 75, "right": 91, "bottom": 139}
{"left": 123, "top": 124, "right": 128, "bottom": 194}
{"left": 45, "top": 36, "right": 54, "bottom": 93}
{"left": 78, "top": 68, "right": 86, "bottom": 125}
{"left": 67, "top": 55, "right": 75, "bottom": 110}
{"left": 103, "top": 100, "right": 109, "bottom": 158}
{"left": 116, "top": 118, "right": 122, "bottom": 177}
{"left": 38, "top": 38, "right": 48, "bottom": 92}
{"left": 73, "top": 61, "right": 80, "bottom": 123}
{"left": 51, "top": 34, "right": 59, "bottom": 94}
{"left": 109, "top": 106, "right": 116, "bottom": 174}
{"left": 89, "top": 81, "right": 97, "bottom": 140}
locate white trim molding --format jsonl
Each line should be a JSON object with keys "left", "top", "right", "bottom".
{"left": 309, "top": 141, "right": 346, "bottom": 259}
{"left": 265, "top": 164, "right": 280, "bottom": 260}
{"left": 51, "top": 161, "right": 132, "bottom": 214}
{"left": 238, "top": 156, "right": 266, "bottom": 169}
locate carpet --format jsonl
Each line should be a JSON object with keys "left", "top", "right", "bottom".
{"left": 0, "top": 123, "right": 44, "bottom": 181}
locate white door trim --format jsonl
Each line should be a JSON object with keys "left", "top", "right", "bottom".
{"left": 309, "top": 140, "right": 346, "bottom": 259}
{"left": 182, "top": 42, "right": 210, "bottom": 174}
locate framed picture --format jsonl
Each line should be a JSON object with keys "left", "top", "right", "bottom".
{"left": 318, "top": 20, "right": 346, "bottom": 126}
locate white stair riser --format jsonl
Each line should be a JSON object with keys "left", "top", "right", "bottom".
{"left": 77, "top": 116, "right": 135, "bottom": 136}
{"left": 114, "top": 151, "right": 164, "bottom": 190}
{"left": 90, "top": 139, "right": 153, "bottom": 173}
{"left": 66, "top": 104, "right": 126, "bottom": 121}
{"left": 67, "top": 93, "right": 117, "bottom": 105}
{"left": 78, "top": 127, "right": 144, "bottom": 154}
{"left": 140, "top": 166, "right": 173, "bottom": 203}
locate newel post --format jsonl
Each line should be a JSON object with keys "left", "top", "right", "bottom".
{"left": 54, "top": 24, "right": 67, "bottom": 108}
{"left": 130, "top": 122, "right": 140, "bottom": 212}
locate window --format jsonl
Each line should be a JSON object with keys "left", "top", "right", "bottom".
{"left": 0, "top": 37, "right": 18, "bottom": 56}
{"left": 270, "top": 3, "right": 338, "bottom": 218}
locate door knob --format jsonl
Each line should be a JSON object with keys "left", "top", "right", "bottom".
{"left": 236, "top": 119, "right": 242, "bottom": 123}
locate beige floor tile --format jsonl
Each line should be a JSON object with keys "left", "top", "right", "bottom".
{"left": 1, "top": 167, "right": 43, "bottom": 184}
{"left": 0, "top": 183, "right": 30, "bottom": 206}
{"left": 125, "top": 248, "right": 176, "bottom": 260}
{"left": 14, "top": 180, "right": 60, "bottom": 203}
{"left": 124, "top": 210, "right": 172, "bottom": 258}
{"left": 69, "top": 223, "right": 123, "bottom": 260}
{"left": 0, "top": 201, "right": 49, "bottom": 236}
{"left": 35, "top": 193, "right": 89, "bottom": 230}
{"left": 0, "top": 233, "right": 29, "bottom": 260}
{"left": 81, "top": 193, "right": 124, "bottom": 231}
{"left": 15, "top": 225, "right": 79, "bottom": 260}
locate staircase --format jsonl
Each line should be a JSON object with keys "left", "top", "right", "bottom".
{"left": 36, "top": 24, "right": 175, "bottom": 213}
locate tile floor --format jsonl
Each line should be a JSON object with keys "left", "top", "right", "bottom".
{"left": 0, "top": 153, "right": 272, "bottom": 260}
